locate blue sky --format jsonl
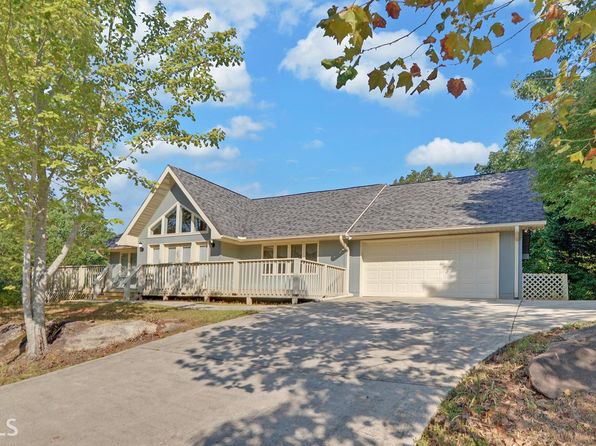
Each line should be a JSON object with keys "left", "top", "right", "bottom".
{"left": 108, "top": 0, "right": 546, "bottom": 229}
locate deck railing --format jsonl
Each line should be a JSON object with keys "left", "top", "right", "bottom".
{"left": 47, "top": 265, "right": 107, "bottom": 301}
{"left": 137, "top": 259, "right": 346, "bottom": 299}
{"left": 51, "top": 259, "right": 347, "bottom": 301}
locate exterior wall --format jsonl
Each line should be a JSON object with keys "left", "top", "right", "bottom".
{"left": 210, "top": 241, "right": 261, "bottom": 261}
{"left": 348, "top": 240, "right": 360, "bottom": 295}
{"left": 498, "top": 231, "right": 518, "bottom": 299}
{"left": 318, "top": 240, "right": 346, "bottom": 267}
{"left": 136, "top": 184, "right": 211, "bottom": 265}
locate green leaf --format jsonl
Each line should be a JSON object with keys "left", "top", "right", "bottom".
{"left": 414, "top": 80, "right": 430, "bottom": 95}
{"left": 529, "top": 112, "right": 556, "bottom": 137}
{"left": 490, "top": 22, "right": 504, "bottom": 37}
{"left": 471, "top": 36, "right": 492, "bottom": 55}
{"left": 368, "top": 68, "right": 387, "bottom": 92}
{"left": 336, "top": 66, "right": 358, "bottom": 89}
{"left": 533, "top": 38, "right": 556, "bottom": 61}
{"left": 396, "top": 71, "right": 413, "bottom": 92}
{"left": 530, "top": 22, "right": 549, "bottom": 42}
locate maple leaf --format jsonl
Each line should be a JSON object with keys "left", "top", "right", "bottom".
{"left": 447, "top": 78, "right": 467, "bottom": 98}
{"left": 396, "top": 71, "right": 413, "bottom": 92}
{"left": 423, "top": 35, "right": 436, "bottom": 44}
{"left": 511, "top": 12, "right": 524, "bottom": 24}
{"left": 368, "top": 68, "right": 387, "bottom": 92}
{"left": 427, "top": 68, "right": 438, "bottom": 80}
{"left": 410, "top": 63, "right": 421, "bottom": 77}
{"left": 386, "top": 1, "right": 401, "bottom": 20}
{"left": 440, "top": 32, "right": 469, "bottom": 61}
{"left": 533, "top": 38, "right": 556, "bottom": 61}
{"left": 372, "top": 13, "right": 387, "bottom": 29}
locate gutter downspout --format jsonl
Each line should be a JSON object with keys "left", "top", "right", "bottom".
{"left": 342, "top": 184, "right": 388, "bottom": 296}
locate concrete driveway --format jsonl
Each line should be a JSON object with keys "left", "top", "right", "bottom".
{"left": 1, "top": 297, "right": 595, "bottom": 446}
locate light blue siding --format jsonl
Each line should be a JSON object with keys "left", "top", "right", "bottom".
{"left": 498, "top": 231, "right": 521, "bottom": 299}
{"left": 348, "top": 240, "right": 360, "bottom": 295}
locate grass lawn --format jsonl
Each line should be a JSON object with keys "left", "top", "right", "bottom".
{"left": 0, "top": 301, "right": 256, "bottom": 386}
{"left": 418, "top": 321, "right": 596, "bottom": 446}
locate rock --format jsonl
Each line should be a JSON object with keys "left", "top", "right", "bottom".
{"left": 529, "top": 327, "right": 596, "bottom": 399}
{"left": 0, "top": 323, "right": 24, "bottom": 351}
{"left": 60, "top": 320, "right": 158, "bottom": 352}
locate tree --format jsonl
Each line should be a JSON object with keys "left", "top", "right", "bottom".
{"left": 475, "top": 129, "right": 532, "bottom": 174}
{"left": 0, "top": 0, "right": 242, "bottom": 358}
{"left": 0, "top": 201, "right": 114, "bottom": 290}
{"left": 317, "top": 0, "right": 595, "bottom": 168}
{"left": 393, "top": 166, "right": 453, "bottom": 184}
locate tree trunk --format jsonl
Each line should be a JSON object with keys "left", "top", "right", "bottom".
{"left": 29, "top": 174, "right": 51, "bottom": 358}
{"left": 21, "top": 212, "right": 38, "bottom": 356}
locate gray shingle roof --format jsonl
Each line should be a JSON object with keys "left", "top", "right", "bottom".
{"left": 350, "top": 170, "right": 545, "bottom": 234}
{"left": 170, "top": 167, "right": 544, "bottom": 239}
{"left": 170, "top": 166, "right": 250, "bottom": 237}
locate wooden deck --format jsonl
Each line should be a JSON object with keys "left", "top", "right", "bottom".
{"left": 48, "top": 259, "right": 347, "bottom": 302}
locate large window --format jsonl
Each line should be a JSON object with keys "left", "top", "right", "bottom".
{"left": 148, "top": 204, "right": 208, "bottom": 237}
{"left": 262, "top": 243, "right": 318, "bottom": 262}
{"left": 166, "top": 210, "right": 177, "bottom": 234}
{"left": 181, "top": 208, "right": 192, "bottom": 233}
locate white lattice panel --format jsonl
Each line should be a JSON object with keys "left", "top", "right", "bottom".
{"left": 522, "top": 273, "right": 569, "bottom": 300}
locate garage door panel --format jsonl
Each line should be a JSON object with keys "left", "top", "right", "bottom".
{"left": 362, "top": 234, "right": 498, "bottom": 299}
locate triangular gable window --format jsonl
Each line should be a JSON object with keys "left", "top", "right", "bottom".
{"left": 148, "top": 204, "right": 208, "bottom": 237}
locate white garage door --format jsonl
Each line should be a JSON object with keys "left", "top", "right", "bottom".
{"left": 362, "top": 234, "right": 498, "bottom": 298}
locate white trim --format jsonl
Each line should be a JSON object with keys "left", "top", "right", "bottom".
{"left": 495, "top": 233, "right": 500, "bottom": 299}
{"left": 218, "top": 221, "right": 547, "bottom": 245}
{"left": 119, "top": 166, "right": 220, "bottom": 245}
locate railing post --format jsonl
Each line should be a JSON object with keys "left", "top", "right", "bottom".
{"left": 322, "top": 265, "right": 328, "bottom": 297}
{"left": 232, "top": 260, "right": 240, "bottom": 295}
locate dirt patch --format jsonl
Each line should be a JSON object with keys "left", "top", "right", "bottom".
{"left": 418, "top": 322, "right": 596, "bottom": 446}
{"left": 0, "top": 302, "right": 255, "bottom": 386}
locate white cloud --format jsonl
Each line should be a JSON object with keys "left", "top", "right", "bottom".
{"left": 220, "top": 115, "right": 267, "bottom": 139}
{"left": 210, "top": 63, "right": 253, "bottom": 106}
{"left": 406, "top": 138, "right": 499, "bottom": 165}
{"left": 281, "top": 28, "right": 452, "bottom": 114}
{"left": 303, "top": 138, "right": 324, "bottom": 149}
{"left": 141, "top": 141, "right": 241, "bottom": 161}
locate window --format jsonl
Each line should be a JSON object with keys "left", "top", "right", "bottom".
{"left": 291, "top": 244, "right": 302, "bottom": 259}
{"left": 166, "top": 210, "right": 177, "bottom": 234}
{"left": 151, "top": 221, "right": 162, "bottom": 236}
{"left": 262, "top": 243, "right": 318, "bottom": 264}
{"left": 305, "top": 243, "right": 317, "bottom": 262}
{"left": 194, "top": 216, "right": 207, "bottom": 232}
{"left": 181, "top": 208, "right": 192, "bottom": 233}
{"left": 149, "top": 245, "right": 160, "bottom": 264}
{"left": 263, "top": 246, "right": 274, "bottom": 259}
{"left": 149, "top": 204, "right": 207, "bottom": 237}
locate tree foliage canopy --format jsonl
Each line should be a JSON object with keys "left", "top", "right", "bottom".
{"left": 392, "top": 166, "right": 453, "bottom": 184}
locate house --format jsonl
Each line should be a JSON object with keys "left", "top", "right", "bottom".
{"left": 102, "top": 165, "right": 544, "bottom": 301}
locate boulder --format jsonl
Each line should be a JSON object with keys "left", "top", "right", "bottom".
{"left": 60, "top": 320, "right": 157, "bottom": 352}
{"left": 0, "top": 323, "right": 24, "bottom": 351}
{"left": 529, "top": 327, "right": 596, "bottom": 399}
